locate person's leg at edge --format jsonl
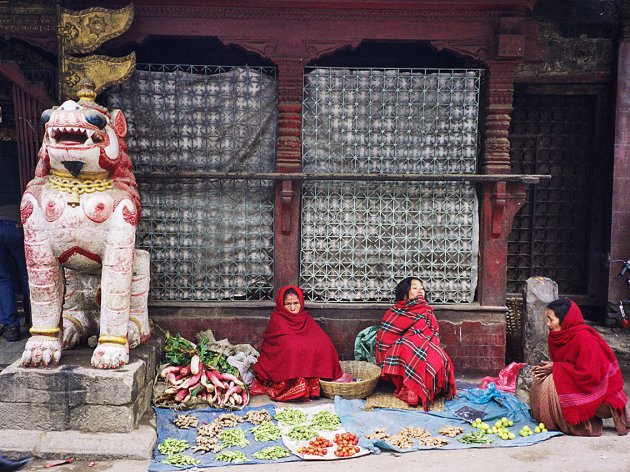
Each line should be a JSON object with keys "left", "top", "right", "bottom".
{"left": 0, "top": 222, "right": 21, "bottom": 341}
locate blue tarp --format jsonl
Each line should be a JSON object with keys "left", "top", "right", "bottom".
{"left": 334, "top": 388, "right": 561, "bottom": 453}
{"left": 150, "top": 387, "right": 562, "bottom": 470}
{"left": 149, "top": 404, "right": 300, "bottom": 471}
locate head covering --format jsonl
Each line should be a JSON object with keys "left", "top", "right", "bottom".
{"left": 549, "top": 300, "right": 627, "bottom": 425}
{"left": 275, "top": 285, "right": 305, "bottom": 322}
{"left": 253, "top": 286, "right": 342, "bottom": 383}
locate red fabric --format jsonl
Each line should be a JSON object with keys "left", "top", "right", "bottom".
{"left": 480, "top": 362, "right": 527, "bottom": 393}
{"left": 249, "top": 377, "right": 270, "bottom": 397}
{"left": 375, "top": 295, "right": 456, "bottom": 410}
{"left": 253, "top": 285, "right": 343, "bottom": 384}
{"left": 549, "top": 300, "right": 628, "bottom": 425}
{"left": 250, "top": 377, "right": 321, "bottom": 402}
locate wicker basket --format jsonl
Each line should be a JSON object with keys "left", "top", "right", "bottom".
{"left": 319, "top": 360, "right": 381, "bottom": 400}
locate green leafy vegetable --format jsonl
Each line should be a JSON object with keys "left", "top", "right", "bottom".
{"left": 197, "top": 338, "right": 239, "bottom": 376}
{"left": 163, "top": 333, "right": 197, "bottom": 366}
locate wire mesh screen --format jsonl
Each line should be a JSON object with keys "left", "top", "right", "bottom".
{"left": 108, "top": 65, "right": 277, "bottom": 301}
{"left": 301, "top": 68, "right": 482, "bottom": 303}
{"left": 301, "top": 181, "right": 479, "bottom": 303}
{"left": 302, "top": 68, "right": 481, "bottom": 174}
{"left": 108, "top": 65, "right": 277, "bottom": 172}
{"left": 508, "top": 94, "right": 594, "bottom": 295}
{"left": 137, "top": 179, "right": 274, "bottom": 301}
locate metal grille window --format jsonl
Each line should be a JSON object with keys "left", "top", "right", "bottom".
{"left": 508, "top": 94, "right": 594, "bottom": 294}
{"left": 108, "top": 65, "right": 277, "bottom": 301}
{"left": 301, "top": 68, "right": 481, "bottom": 303}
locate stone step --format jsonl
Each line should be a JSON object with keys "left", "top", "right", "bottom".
{"left": 0, "top": 335, "right": 164, "bottom": 433}
{"left": 0, "top": 411, "right": 157, "bottom": 460}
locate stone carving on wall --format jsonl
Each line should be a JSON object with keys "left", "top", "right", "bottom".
{"left": 20, "top": 79, "right": 151, "bottom": 369}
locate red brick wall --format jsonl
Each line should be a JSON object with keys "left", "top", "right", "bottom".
{"left": 150, "top": 306, "right": 506, "bottom": 376}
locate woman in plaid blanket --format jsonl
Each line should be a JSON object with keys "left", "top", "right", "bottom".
{"left": 375, "top": 277, "right": 456, "bottom": 409}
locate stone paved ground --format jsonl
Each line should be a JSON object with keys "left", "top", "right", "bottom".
{"left": 17, "top": 419, "right": 630, "bottom": 472}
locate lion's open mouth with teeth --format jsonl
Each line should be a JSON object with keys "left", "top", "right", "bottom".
{"left": 47, "top": 126, "right": 104, "bottom": 146}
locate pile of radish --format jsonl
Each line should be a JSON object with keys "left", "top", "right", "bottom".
{"left": 159, "top": 355, "right": 249, "bottom": 408}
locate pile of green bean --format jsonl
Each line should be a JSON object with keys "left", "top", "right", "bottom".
{"left": 157, "top": 438, "right": 190, "bottom": 455}
{"left": 287, "top": 425, "right": 318, "bottom": 441}
{"left": 253, "top": 446, "right": 291, "bottom": 460}
{"left": 161, "top": 454, "right": 200, "bottom": 467}
{"left": 251, "top": 421, "right": 282, "bottom": 442}
{"left": 215, "top": 450, "right": 249, "bottom": 463}
{"left": 274, "top": 408, "right": 307, "bottom": 426}
{"left": 457, "top": 430, "right": 495, "bottom": 444}
{"left": 219, "top": 428, "right": 250, "bottom": 447}
{"left": 309, "top": 411, "right": 342, "bottom": 430}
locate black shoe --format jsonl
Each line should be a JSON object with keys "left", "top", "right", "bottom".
{"left": 2, "top": 324, "right": 20, "bottom": 342}
{"left": 0, "top": 455, "right": 32, "bottom": 472}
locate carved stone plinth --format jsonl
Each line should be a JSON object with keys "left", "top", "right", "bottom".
{"left": 521, "top": 276, "right": 558, "bottom": 366}
{"left": 0, "top": 335, "right": 163, "bottom": 434}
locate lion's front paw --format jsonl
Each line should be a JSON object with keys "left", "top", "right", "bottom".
{"left": 91, "top": 343, "right": 129, "bottom": 369}
{"left": 22, "top": 336, "right": 62, "bottom": 367}
{"left": 62, "top": 325, "right": 81, "bottom": 350}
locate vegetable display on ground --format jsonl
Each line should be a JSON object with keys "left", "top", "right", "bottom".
{"left": 157, "top": 333, "right": 249, "bottom": 409}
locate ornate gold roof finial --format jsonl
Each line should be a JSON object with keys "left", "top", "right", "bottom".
{"left": 76, "top": 76, "right": 97, "bottom": 103}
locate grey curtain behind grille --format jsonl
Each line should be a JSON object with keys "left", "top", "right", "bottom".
{"left": 108, "top": 66, "right": 277, "bottom": 301}
{"left": 301, "top": 69, "right": 480, "bottom": 303}
{"left": 109, "top": 67, "right": 277, "bottom": 172}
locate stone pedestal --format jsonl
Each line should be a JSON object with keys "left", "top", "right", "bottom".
{"left": 521, "top": 277, "right": 557, "bottom": 366}
{"left": 515, "top": 364, "right": 533, "bottom": 404}
{"left": 0, "top": 335, "right": 163, "bottom": 434}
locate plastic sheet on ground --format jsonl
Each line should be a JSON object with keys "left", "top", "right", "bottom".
{"left": 149, "top": 404, "right": 300, "bottom": 471}
{"left": 334, "top": 389, "right": 561, "bottom": 454}
{"left": 457, "top": 382, "right": 532, "bottom": 422}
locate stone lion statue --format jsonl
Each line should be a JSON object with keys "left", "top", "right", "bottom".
{"left": 20, "top": 79, "right": 151, "bottom": 369}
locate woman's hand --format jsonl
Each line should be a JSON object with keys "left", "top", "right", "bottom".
{"left": 531, "top": 361, "right": 553, "bottom": 380}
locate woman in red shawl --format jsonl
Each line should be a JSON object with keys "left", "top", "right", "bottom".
{"left": 375, "top": 277, "right": 456, "bottom": 409}
{"left": 252, "top": 285, "right": 343, "bottom": 401}
{"left": 530, "top": 298, "right": 629, "bottom": 436}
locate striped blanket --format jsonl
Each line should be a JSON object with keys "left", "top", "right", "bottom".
{"left": 375, "top": 296, "right": 456, "bottom": 410}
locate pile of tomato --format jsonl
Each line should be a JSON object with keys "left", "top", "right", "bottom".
{"left": 297, "top": 436, "right": 334, "bottom": 456}
{"left": 297, "top": 433, "right": 362, "bottom": 458}
{"left": 333, "top": 432, "right": 360, "bottom": 457}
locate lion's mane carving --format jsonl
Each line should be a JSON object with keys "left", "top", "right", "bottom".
{"left": 20, "top": 81, "right": 151, "bottom": 369}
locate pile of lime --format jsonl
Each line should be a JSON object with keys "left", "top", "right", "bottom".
{"left": 471, "top": 417, "right": 547, "bottom": 441}
{"left": 519, "top": 423, "right": 548, "bottom": 436}
{"left": 471, "top": 417, "right": 515, "bottom": 440}
{"left": 492, "top": 418, "right": 516, "bottom": 440}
